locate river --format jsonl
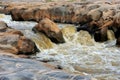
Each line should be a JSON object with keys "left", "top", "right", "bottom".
{"left": 0, "top": 14, "right": 120, "bottom": 80}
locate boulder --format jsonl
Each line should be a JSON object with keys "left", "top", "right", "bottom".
{"left": 87, "top": 9, "right": 103, "bottom": 21}
{"left": 32, "top": 18, "right": 65, "bottom": 43}
{"left": 34, "top": 8, "right": 50, "bottom": 22}
{"left": 0, "top": 21, "right": 37, "bottom": 55}
{"left": 17, "top": 36, "right": 36, "bottom": 54}
{"left": 11, "top": 8, "right": 25, "bottom": 21}
{"left": 21, "top": 9, "right": 35, "bottom": 21}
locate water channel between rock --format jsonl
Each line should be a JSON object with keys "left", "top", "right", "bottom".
{"left": 0, "top": 14, "right": 120, "bottom": 80}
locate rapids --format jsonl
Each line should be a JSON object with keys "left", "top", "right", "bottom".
{"left": 0, "top": 14, "right": 120, "bottom": 80}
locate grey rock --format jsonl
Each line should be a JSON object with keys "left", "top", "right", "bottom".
{"left": 0, "top": 56, "right": 92, "bottom": 80}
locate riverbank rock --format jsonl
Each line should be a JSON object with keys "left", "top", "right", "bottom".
{"left": 1, "top": 0, "right": 120, "bottom": 46}
{"left": 0, "top": 1, "right": 87, "bottom": 23}
{"left": 32, "top": 18, "right": 65, "bottom": 43}
{"left": 0, "top": 21, "right": 37, "bottom": 55}
{"left": 0, "top": 55, "right": 93, "bottom": 80}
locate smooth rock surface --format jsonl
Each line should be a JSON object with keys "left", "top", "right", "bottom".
{"left": 0, "top": 55, "right": 92, "bottom": 80}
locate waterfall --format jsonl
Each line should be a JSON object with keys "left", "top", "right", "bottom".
{"left": 107, "top": 30, "right": 115, "bottom": 40}
{"left": 61, "top": 25, "right": 95, "bottom": 46}
{"left": 23, "top": 30, "right": 54, "bottom": 51}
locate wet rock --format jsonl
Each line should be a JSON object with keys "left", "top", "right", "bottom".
{"left": 49, "top": 4, "right": 76, "bottom": 23}
{"left": 116, "top": 37, "right": 120, "bottom": 46}
{"left": 0, "top": 55, "right": 92, "bottom": 80}
{"left": 0, "top": 44, "right": 18, "bottom": 54}
{"left": 7, "top": 2, "right": 86, "bottom": 24}
{"left": 87, "top": 9, "right": 102, "bottom": 21}
{"left": 94, "top": 12, "right": 120, "bottom": 44}
{"left": 33, "top": 8, "right": 50, "bottom": 22}
{"left": 0, "top": 21, "right": 8, "bottom": 32}
{"left": 73, "top": 75, "right": 91, "bottom": 80}
{"left": 11, "top": 8, "right": 25, "bottom": 21}
{"left": 0, "top": 34, "right": 20, "bottom": 46}
{"left": 17, "top": 36, "right": 36, "bottom": 54}
{"left": 32, "top": 18, "right": 65, "bottom": 43}
{"left": 0, "top": 21, "right": 37, "bottom": 55}
{"left": 5, "top": 28, "right": 24, "bottom": 36}
{"left": 94, "top": 27, "right": 108, "bottom": 42}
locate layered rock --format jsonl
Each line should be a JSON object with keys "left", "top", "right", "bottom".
{"left": 32, "top": 18, "right": 65, "bottom": 43}
{"left": 0, "top": 21, "right": 37, "bottom": 55}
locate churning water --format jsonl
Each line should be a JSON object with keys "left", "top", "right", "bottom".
{"left": 0, "top": 14, "right": 120, "bottom": 80}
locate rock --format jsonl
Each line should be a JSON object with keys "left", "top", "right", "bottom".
{"left": 87, "top": 9, "right": 102, "bottom": 21}
{"left": 17, "top": 36, "right": 36, "bottom": 54}
{"left": 33, "top": 8, "right": 50, "bottom": 22}
{"left": 7, "top": 2, "right": 87, "bottom": 24}
{"left": 94, "top": 27, "right": 108, "bottom": 42}
{"left": 0, "top": 21, "right": 37, "bottom": 55}
{"left": 0, "top": 44, "right": 18, "bottom": 54}
{"left": 0, "top": 34, "right": 20, "bottom": 46}
{"left": 32, "top": 18, "right": 65, "bottom": 43}
{"left": 11, "top": 8, "right": 25, "bottom": 21}
{"left": 49, "top": 4, "right": 75, "bottom": 23}
{"left": 0, "top": 21, "right": 8, "bottom": 32}
{"left": 5, "top": 28, "right": 24, "bottom": 36}
{"left": 0, "top": 55, "right": 92, "bottom": 80}
{"left": 21, "top": 9, "right": 35, "bottom": 21}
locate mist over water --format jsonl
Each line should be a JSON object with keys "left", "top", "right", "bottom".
{"left": 1, "top": 14, "right": 120, "bottom": 80}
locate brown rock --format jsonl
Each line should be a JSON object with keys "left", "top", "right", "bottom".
{"left": 34, "top": 8, "right": 50, "bottom": 22}
{"left": 0, "top": 44, "right": 18, "bottom": 54}
{"left": 11, "top": 8, "right": 25, "bottom": 21}
{"left": 0, "top": 34, "right": 20, "bottom": 46}
{"left": 6, "top": 28, "right": 24, "bottom": 36}
{"left": 17, "top": 36, "right": 36, "bottom": 54}
{"left": 21, "top": 9, "right": 35, "bottom": 21}
{"left": 0, "top": 21, "right": 37, "bottom": 55}
{"left": 32, "top": 18, "right": 65, "bottom": 43}
{"left": 0, "top": 21, "right": 8, "bottom": 32}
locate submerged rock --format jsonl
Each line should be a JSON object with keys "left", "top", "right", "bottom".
{"left": 32, "top": 18, "right": 65, "bottom": 43}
